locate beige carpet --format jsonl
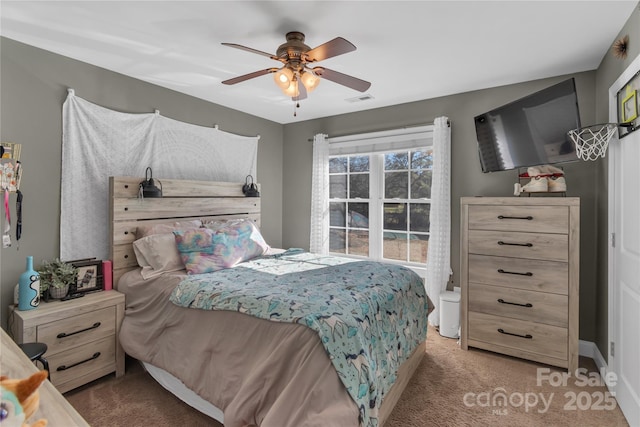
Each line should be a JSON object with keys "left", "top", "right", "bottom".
{"left": 66, "top": 327, "right": 629, "bottom": 426}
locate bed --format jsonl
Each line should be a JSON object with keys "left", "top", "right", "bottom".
{"left": 109, "top": 176, "right": 429, "bottom": 427}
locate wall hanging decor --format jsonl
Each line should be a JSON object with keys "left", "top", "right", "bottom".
{"left": 612, "top": 34, "right": 629, "bottom": 60}
{"left": 61, "top": 90, "right": 259, "bottom": 261}
{"left": 1, "top": 142, "right": 22, "bottom": 192}
{"left": 1, "top": 143, "right": 24, "bottom": 248}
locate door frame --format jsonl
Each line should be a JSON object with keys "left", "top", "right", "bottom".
{"left": 607, "top": 51, "right": 640, "bottom": 420}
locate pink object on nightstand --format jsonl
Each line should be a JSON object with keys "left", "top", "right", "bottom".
{"left": 102, "top": 260, "right": 113, "bottom": 290}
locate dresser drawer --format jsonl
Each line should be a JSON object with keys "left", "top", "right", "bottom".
{"left": 37, "top": 307, "right": 116, "bottom": 355}
{"left": 48, "top": 335, "right": 116, "bottom": 390}
{"left": 469, "top": 205, "right": 568, "bottom": 234}
{"left": 468, "top": 230, "right": 568, "bottom": 261}
{"left": 468, "top": 254, "right": 568, "bottom": 294}
{"left": 469, "top": 283, "right": 568, "bottom": 327}
{"left": 468, "top": 311, "right": 567, "bottom": 360}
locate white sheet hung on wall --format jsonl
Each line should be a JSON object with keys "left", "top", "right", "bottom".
{"left": 61, "top": 90, "right": 259, "bottom": 261}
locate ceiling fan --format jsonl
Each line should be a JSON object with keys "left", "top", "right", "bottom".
{"left": 221, "top": 31, "right": 371, "bottom": 108}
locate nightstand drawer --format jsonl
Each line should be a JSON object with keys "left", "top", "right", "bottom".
{"left": 468, "top": 230, "right": 568, "bottom": 261}
{"left": 468, "top": 311, "right": 567, "bottom": 360}
{"left": 37, "top": 306, "right": 116, "bottom": 355}
{"left": 48, "top": 335, "right": 116, "bottom": 391}
{"left": 469, "top": 205, "right": 568, "bottom": 234}
{"left": 468, "top": 254, "right": 568, "bottom": 294}
{"left": 469, "top": 283, "right": 568, "bottom": 327}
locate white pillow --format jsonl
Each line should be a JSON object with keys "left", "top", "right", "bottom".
{"left": 136, "top": 220, "right": 202, "bottom": 239}
{"left": 133, "top": 233, "right": 186, "bottom": 279}
{"left": 202, "top": 218, "right": 248, "bottom": 232}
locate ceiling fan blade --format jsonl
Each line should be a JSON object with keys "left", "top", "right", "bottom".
{"left": 221, "top": 43, "right": 281, "bottom": 61}
{"left": 313, "top": 67, "right": 371, "bottom": 92}
{"left": 222, "top": 68, "right": 278, "bottom": 85}
{"left": 294, "top": 80, "right": 307, "bottom": 101}
{"left": 305, "top": 37, "right": 356, "bottom": 62}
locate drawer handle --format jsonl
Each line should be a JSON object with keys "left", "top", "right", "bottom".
{"left": 497, "top": 215, "right": 534, "bottom": 220}
{"left": 498, "top": 298, "right": 533, "bottom": 308}
{"left": 56, "top": 352, "right": 101, "bottom": 371}
{"left": 56, "top": 322, "right": 101, "bottom": 339}
{"left": 498, "top": 328, "right": 532, "bottom": 339}
{"left": 497, "top": 241, "right": 533, "bottom": 247}
{"left": 497, "top": 269, "right": 533, "bottom": 277}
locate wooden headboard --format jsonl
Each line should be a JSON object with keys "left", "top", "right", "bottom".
{"left": 109, "top": 176, "right": 260, "bottom": 287}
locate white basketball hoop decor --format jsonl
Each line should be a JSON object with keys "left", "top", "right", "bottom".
{"left": 568, "top": 123, "right": 619, "bottom": 161}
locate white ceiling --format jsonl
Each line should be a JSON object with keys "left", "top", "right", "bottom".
{"left": 1, "top": 1, "right": 637, "bottom": 124}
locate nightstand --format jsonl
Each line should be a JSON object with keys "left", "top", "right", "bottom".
{"left": 10, "top": 290, "right": 125, "bottom": 393}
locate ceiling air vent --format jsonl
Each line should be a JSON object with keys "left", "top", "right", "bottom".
{"left": 345, "top": 94, "right": 375, "bottom": 103}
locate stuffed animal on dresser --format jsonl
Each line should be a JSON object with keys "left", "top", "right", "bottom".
{"left": 0, "top": 371, "right": 48, "bottom": 427}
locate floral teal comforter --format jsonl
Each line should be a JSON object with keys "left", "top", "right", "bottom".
{"left": 169, "top": 249, "right": 428, "bottom": 427}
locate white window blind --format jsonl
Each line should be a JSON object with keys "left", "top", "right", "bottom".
{"left": 327, "top": 125, "right": 434, "bottom": 155}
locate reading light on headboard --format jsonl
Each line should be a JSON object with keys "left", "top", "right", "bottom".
{"left": 138, "top": 167, "right": 162, "bottom": 198}
{"left": 242, "top": 175, "right": 260, "bottom": 197}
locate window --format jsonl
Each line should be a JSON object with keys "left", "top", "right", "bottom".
{"left": 328, "top": 148, "right": 433, "bottom": 265}
{"left": 311, "top": 119, "right": 450, "bottom": 305}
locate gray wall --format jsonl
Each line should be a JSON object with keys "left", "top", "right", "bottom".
{"left": 281, "top": 72, "right": 601, "bottom": 343}
{"left": 0, "top": 37, "right": 284, "bottom": 329}
{"left": 593, "top": 6, "right": 640, "bottom": 360}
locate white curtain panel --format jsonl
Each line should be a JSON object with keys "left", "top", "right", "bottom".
{"left": 61, "top": 92, "right": 258, "bottom": 261}
{"left": 309, "top": 134, "right": 329, "bottom": 254}
{"left": 425, "top": 116, "right": 452, "bottom": 326}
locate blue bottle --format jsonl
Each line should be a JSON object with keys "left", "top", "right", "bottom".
{"left": 18, "top": 256, "right": 40, "bottom": 310}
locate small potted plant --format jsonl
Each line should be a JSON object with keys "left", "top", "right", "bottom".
{"left": 38, "top": 258, "right": 78, "bottom": 300}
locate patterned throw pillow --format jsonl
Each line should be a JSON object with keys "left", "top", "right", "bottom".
{"left": 174, "top": 221, "right": 269, "bottom": 274}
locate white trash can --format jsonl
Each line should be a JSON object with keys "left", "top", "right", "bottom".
{"left": 439, "top": 290, "right": 461, "bottom": 338}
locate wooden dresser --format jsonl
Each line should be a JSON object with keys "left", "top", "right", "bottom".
{"left": 460, "top": 197, "right": 579, "bottom": 372}
{"left": 10, "top": 290, "right": 125, "bottom": 393}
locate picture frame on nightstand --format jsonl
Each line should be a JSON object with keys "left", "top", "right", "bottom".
{"left": 69, "top": 258, "right": 103, "bottom": 294}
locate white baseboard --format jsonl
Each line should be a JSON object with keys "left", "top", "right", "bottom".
{"left": 579, "top": 339, "right": 608, "bottom": 371}
{"left": 579, "top": 340, "right": 612, "bottom": 392}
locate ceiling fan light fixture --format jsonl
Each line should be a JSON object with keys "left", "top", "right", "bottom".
{"left": 273, "top": 67, "right": 294, "bottom": 90}
{"left": 222, "top": 32, "right": 371, "bottom": 116}
{"left": 300, "top": 70, "right": 320, "bottom": 93}
{"left": 283, "top": 78, "right": 300, "bottom": 97}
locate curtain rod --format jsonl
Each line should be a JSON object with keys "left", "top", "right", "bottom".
{"left": 306, "top": 120, "right": 450, "bottom": 142}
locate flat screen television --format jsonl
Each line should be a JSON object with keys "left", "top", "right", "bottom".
{"left": 474, "top": 78, "right": 581, "bottom": 173}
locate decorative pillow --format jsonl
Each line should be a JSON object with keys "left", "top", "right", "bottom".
{"left": 136, "top": 220, "right": 202, "bottom": 239}
{"left": 174, "top": 221, "right": 270, "bottom": 274}
{"left": 133, "top": 233, "right": 187, "bottom": 279}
